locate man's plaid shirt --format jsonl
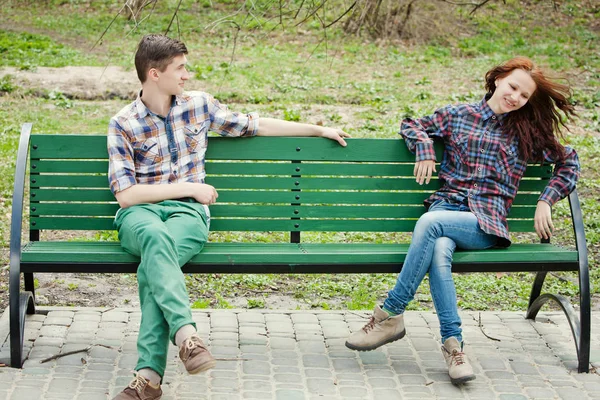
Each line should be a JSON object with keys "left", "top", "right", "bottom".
{"left": 108, "top": 91, "right": 258, "bottom": 195}
{"left": 400, "top": 97, "right": 580, "bottom": 246}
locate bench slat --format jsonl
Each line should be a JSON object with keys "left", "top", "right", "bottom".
{"left": 20, "top": 241, "right": 578, "bottom": 266}
{"left": 31, "top": 203, "right": 538, "bottom": 220}
{"left": 30, "top": 188, "right": 543, "bottom": 206}
{"left": 29, "top": 216, "right": 537, "bottom": 232}
{"left": 31, "top": 158, "right": 555, "bottom": 178}
{"left": 31, "top": 174, "right": 550, "bottom": 193}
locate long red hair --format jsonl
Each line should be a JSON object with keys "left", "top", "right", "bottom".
{"left": 485, "top": 57, "right": 575, "bottom": 162}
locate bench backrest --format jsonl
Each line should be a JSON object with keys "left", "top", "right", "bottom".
{"left": 29, "top": 134, "right": 552, "bottom": 237}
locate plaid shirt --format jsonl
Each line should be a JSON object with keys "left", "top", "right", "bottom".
{"left": 400, "top": 96, "right": 580, "bottom": 246}
{"left": 108, "top": 91, "right": 258, "bottom": 194}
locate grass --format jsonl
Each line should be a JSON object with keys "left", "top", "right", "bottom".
{"left": 0, "top": 0, "right": 598, "bottom": 311}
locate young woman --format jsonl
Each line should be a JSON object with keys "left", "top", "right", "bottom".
{"left": 345, "top": 57, "right": 580, "bottom": 385}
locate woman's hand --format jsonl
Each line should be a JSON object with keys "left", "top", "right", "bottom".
{"left": 534, "top": 200, "right": 553, "bottom": 240}
{"left": 414, "top": 160, "right": 436, "bottom": 185}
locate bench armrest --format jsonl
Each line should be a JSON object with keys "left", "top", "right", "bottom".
{"left": 9, "top": 123, "right": 32, "bottom": 294}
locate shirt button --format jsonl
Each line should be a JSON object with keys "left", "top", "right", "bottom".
{"left": 480, "top": 148, "right": 484, "bottom": 153}
{"left": 492, "top": 116, "right": 496, "bottom": 120}
{"left": 469, "top": 194, "right": 473, "bottom": 197}
{"left": 477, "top": 167, "right": 482, "bottom": 171}
{"left": 474, "top": 184, "right": 478, "bottom": 188}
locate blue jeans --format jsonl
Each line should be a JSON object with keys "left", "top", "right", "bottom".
{"left": 383, "top": 199, "right": 497, "bottom": 342}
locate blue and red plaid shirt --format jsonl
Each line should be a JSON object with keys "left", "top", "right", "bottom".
{"left": 108, "top": 91, "right": 258, "bottom": 195}
{"left": 400, "top": 96, "right": 580, "bottom": 246}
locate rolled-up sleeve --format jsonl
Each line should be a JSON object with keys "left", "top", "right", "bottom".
{"left": 107, "top": 118, "right": 137, "bottom": 195}
{"left": 205, "top": 93, "right": 259, "bottom": 137}
{"left": 538, "top": 145, "right": 580, "bottom": 206}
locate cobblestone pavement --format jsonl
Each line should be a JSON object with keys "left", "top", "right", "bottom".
{"left": 0, "top": 307, "right": 598, "bottom": 399}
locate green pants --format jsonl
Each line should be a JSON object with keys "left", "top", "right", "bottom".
{"left": 114, "top": 199, "right": 209, "bottom": 377}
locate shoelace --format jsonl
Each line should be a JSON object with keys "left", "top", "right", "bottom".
{"left": 361, "top": 316, "right": 376, "bottom": 333}
{"left": 127, "top": 374, "right": 146, "bottom": 393}
{"left": 444, "top": 347, "right": 466, "bottom": 366}
{"left": 185, "top": 336, "right": 207, "bottom": 352}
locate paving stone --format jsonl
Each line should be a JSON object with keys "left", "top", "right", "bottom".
{"left": 275, "top": 389, "right": 305, "bottom": 400}
{"left": 2, "top": 309, "right": 599, "bottom": 400}
{"left": 339, "top": 386, "right": 369, "bottom": 398}
{"left": 372, "top": 388, "right": 404, "bottom": 399}
{"left": 306, "top": 378, "right": 337, "bottom": 395}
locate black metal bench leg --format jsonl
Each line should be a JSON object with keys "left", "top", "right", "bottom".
{"left": 526, "top": 271, "right": 547, "bottom": 313}
{"left": 24, "top": 273, "right": 36, "bottom": 307}
{"left": 10, "top": 288, "right": 35, "bottom": 368}
{"left": 526, "top": 271, "right": 590, "bottom": 373}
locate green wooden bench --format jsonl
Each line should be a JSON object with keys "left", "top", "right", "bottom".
{"left": 9, "top": 123, "right": 590, "bottom": 372}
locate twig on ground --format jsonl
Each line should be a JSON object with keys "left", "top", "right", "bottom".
{"left": 478, "top": 312, "right": 501, "bottom": 342}
{"left": 40, "top": 344, "right": 117, "bottom": 364}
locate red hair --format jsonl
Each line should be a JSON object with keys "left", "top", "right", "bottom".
{"left": 484, "top": 57, "right": 576, "bottom": 162}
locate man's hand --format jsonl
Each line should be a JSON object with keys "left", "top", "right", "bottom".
{"left": 414, "top": 160, "right": 436, "bottom": 185}
{"left": 319, "top": 127, "right": 350, "bottom": 147}
{"left": 191, "top": 183, "right": 219, "bottom": 205}
{"left": 534, "top": 200, "right": 554, "bottom": 240}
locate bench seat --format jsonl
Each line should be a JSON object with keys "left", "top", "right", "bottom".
{"left": 21, "top": 242, "right": 578, "bottom": 273}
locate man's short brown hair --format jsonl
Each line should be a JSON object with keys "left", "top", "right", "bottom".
{"left": 134, "top": 34, "right": 188, "bottom": 83}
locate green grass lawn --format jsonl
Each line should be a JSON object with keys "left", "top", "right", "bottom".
{"left": 0, "top": 0, "right": 598, "bottom": 310}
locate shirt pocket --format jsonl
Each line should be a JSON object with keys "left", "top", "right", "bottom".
{"left": 133, "top": 137, "right": 163, "bottom": 166}
{"left": 449, "top": 132, "right": 469, "bottom": 164}
{"left": 495, "top": 142, "right": 518, "bottom": 176}
{"left": 183, "top": 124, "right": 208, "bottom": 153}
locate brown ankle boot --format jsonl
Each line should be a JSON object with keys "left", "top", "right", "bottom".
{"left": 441, "top": 337, "right": 476, "bottom": 385}
{"left": 345, "top": 305, "right": 406, "bottom": 351}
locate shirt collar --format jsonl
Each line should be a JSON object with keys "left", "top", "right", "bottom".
{"left": 480, "top": 94, "right": 506, "bottom": 123}
{"left": 134, "top": 91, "right": 182, "bottom": 118}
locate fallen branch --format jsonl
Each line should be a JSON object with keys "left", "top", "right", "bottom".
{"left": 478, "top": 312, "right": 501, "bottom": 342}
{"left": 40, "top": 344, "right": 116, "bottom": 364}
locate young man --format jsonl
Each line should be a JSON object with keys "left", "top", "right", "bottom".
{"left": 109, "top": 34, "right": 350, "bottom": 400}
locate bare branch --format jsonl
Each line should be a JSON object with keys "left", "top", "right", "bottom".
{"left": 439, "top": 0, "right": 502, "bottom": 15}
{"left": 164, "top": 0, "right": 184, "bottom": 36}
{"left": 91, "top": 4, "right": 127, "bottom": 51}
{"left": 293, "top": 0, "right": 307, "bottom": 20}
{"left": 324, "top": 0, "right": 357, "bottom": 29}
{"left": 39, "top": 344, "right": 117, "bottom": 364}
{"left": 294, "top": 0, "right": 327, "bottom": 27}
{"left": 478, "top": 312, "right": 501, "bottom": 342}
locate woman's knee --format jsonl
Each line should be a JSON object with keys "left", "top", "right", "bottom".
{"left": 414, "top": 212, "right": 442, "bottom": 234}
{"left": 431, "top": 237, "right": 456, "bottom": 272}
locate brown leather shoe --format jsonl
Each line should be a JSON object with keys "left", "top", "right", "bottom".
{"left": 179, "top": 333, "right": 217, "bottom": 374}
{"left": 112, "top": 373, "right": 162, "bottom": 400}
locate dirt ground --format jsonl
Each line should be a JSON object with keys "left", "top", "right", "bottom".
{"left": 0, "top": 65, "right": 139, "bottom": 100}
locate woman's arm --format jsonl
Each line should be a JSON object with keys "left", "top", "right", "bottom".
{"left": 534, "top": 146, "right": 580, "bottom": 239}
{"left": 401, "top": 106, "right": 453, "bottom": 184}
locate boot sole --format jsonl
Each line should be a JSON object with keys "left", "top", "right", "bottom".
{"left": 344, "top": 329, "right": 406, "bottom": 351}
{"left": 187, "top": 359, "right": 217, "bottom": 375}
{"left": 450, "top": 374, "right": 476, "bottom": 385}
